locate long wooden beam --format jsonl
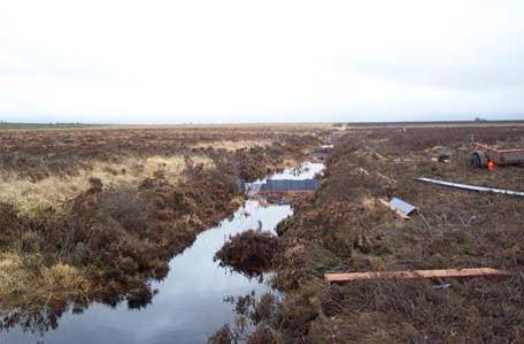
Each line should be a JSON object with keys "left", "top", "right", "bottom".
{"left": 325, "top": 268, "right": 510, "bottom": 284}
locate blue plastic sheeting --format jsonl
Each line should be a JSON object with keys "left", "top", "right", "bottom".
{"left": 389, "top": 197, "right": 418, "bottom": 216}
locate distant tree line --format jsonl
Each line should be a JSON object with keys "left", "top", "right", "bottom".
{"left": 0, "top": 121, "right": 97, "bottom": 129}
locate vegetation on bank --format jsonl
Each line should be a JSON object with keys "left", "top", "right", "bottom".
{"left": 224, "top": 125, "right": 524, "bottom": 342}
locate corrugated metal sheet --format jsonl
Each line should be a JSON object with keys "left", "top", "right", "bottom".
{"left": 389, "top": 197, "right": 418, "bottom": 216}
{"left": 259, "top": 179, "right": 320, "bottom": 192}
{"left": 236, "top": 179, "right": 246, "bottom": 192}
{"left": 243, "top": 178, "right": 320, "bottom": 195}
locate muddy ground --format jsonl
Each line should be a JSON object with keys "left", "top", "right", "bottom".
{"left": 229, "top": 124, "right": 524, "bottom": 343}
{"left": 0, "top": 124, "right": 331, "bottom": 332}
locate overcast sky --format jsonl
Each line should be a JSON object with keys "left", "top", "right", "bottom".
{"left": 0, "top": 0, "right": 523, "bottom": 124}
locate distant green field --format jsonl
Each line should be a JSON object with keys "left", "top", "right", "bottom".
{"left": 0, "top": 122, "right": 101, "bottom": 130}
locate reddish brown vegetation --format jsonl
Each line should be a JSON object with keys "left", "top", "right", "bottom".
{"left": 215, "top": 230, "right": 282, "bottom": 277}
{"left": 246, "top": 124, "right": 524, "bottom": 342}
{"left": 0, "top": 126, "right": 325, "bottom": 181}
{"left": 0, "top": 125, "right": 327, "bottom": 331}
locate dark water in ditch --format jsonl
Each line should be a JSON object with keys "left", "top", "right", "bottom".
{"left": 1, "top": 162, "right": 324, "bottom": 344}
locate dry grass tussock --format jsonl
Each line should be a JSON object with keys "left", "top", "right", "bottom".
{"left": 190, "top": 139, "right": 271, "bottom": 151}
{"left": 40, "top": 263, "right": 90, "bottom": 293}
{"left": 0, "top": 252, "right": 26, "bottom": 296}
{"left": 0, "top": 252, "right": 90, "bottom": 309}
{"left": 0, "top": 155, "right": 214, "bottom": 213}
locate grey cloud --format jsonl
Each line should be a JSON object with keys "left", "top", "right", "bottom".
{"left": 336, "top": 50, "right": 524, "bottom": 91}
{"left": 0, "top": 41, "right": 109, "bottom": 79}
{"left": 334, "top": 24, "right": 524, "bottom": 92}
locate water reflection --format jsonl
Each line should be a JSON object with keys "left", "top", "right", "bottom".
{"left": 1, "top": 200, "right": 292, "bottom": 344}
{"left": 1, "top": 162, "right": 324, "bottom": 343}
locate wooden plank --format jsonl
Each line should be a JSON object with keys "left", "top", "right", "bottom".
{"left": 325, "top": 268, "right": 510, "bottom": 283}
